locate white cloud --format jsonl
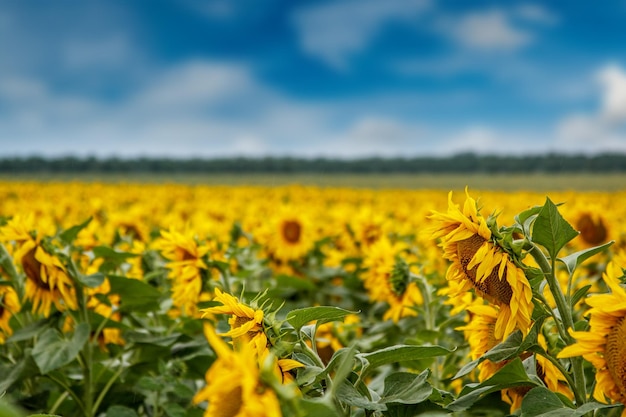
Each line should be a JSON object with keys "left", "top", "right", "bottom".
{"left": 597, "top": 64, "right": 626, "bottom": 124}
{"left": 442, "top": 9, "right": 532, "bottom": 50}
{"left": 555, "top": 64, "right": 626, "bottom": 152}
{"left": 292, "top": 0, "right": 430, "bottom": 69}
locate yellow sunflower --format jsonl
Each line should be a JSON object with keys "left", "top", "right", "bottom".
{"left": 266, "top": 207, "right": 313, "bottom": 264}
{"left": 194, "top": 325, "right": 282, "bottom": 417}
{"left": 155, "top": 228, "right": 210, "bottom": 316}
{"left": 361, "top": 237, "right": 423, "bottom": 322}
{"left": 0, "top": 215, "right": 77, "bottom": 317}
{"left": 0, "top": 285, "right": 20, "bottom": 343}
{"left": 558, "top": 260, "right": 626, "bottom": 406}
{"left": 427, "top": 190, "right": 533, "bottom": 339}
{"left": 200, "top": 288, "right": 267, "bottom": 356}
{"left": 458, "top": 304, "right": 572, "bottom": 412}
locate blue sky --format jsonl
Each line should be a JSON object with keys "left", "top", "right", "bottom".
{"left": 1, "top": 0, "right": 626, "bottom": 158}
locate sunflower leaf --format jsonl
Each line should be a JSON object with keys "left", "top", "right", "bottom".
{"left": 0, "top": 244, "right": 19, "bottom": 282}
{"left": 58, "top": 217, "right": 92, "bottom": 245}
{"left": 557, "top": 240, "right": 614, "bottom": 275}
{"left": 286, "top": 306, "right": 355, "bottom": 331}
{"left": 32, "top": 323, "right": 90, "bottom": 375}
{"left": 519, "top": 386, "right": 621, "bottom": 416}
{"left": 381, "top": 370, "right": 433, "bottom": 405}
{"left": 357, "top": 345, "right": 452, "bottom": 376}
{"left": 531, "top": 198, "right": 578, "bottom": 259}
{"left": 447, "top": 357, "right": 540, "bottom": 412}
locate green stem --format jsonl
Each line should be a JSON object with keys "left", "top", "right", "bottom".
{"left": 47, "top": 374, "right": 86, "bottom": 415}
{"left": 92, "top": 365, "right": 126, "bottom": 415}
{"left": 75, "top": 280, "right": 94, "bottom": 417}
{"left": 49, "top": 391, "right": 69, "bottom": 415}
{"left": 528, "top": 244, "right": 587, "bottom": 404}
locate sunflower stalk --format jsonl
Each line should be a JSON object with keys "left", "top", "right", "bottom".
{"left": 528, "top": 243, "right": 587, "bottom": 405}
{"left": 78, "top": 285, "right": 96, "bottom": 417}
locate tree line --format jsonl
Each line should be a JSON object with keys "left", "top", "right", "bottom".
{"left": 0, "top": 153, "right": 625, "bottom": 174}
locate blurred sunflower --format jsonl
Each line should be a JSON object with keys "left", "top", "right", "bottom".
{"left": 194, "top": 325, "right": 282, "bottom": 417}
{"left": 427, "top": 191, "right": 532, "bottom": 339}
{"left": 266, "top": 207, "right": 313, "bottom": 264}
{"left": 362, "top": 237, "right": 422, "bottom": 322}
{"left": 0, "top": 285, "right": 20, "bottom": 343}
{"left": 155, "top": 228, "right": 210, "bottom": 316}
{"left": 1, "top": 215, "right": 77, "bottom": 317}
{"left": 558, "top": 260, "right": 626, "bottom": 405}
{"left": 201, "top": 288, "right": 267, "bottom": 356}
{"left": 314, "top": 314, "right": 361, "bottom": 364}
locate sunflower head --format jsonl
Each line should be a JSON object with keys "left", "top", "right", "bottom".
{"left": 558, "top": 260, "right": 626, "bottom": 404}
{"left": 428, "top": 190, "right": 533, "bottom": 339}
{"left": 576, "top": 212, "right": 609, "bottom": 246}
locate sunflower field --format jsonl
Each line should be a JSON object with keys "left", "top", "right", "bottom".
{"left": 0, "top": 181, "right": 625, "bottom": 417}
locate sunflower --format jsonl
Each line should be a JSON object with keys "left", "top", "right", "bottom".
{"left": 0, "top": 285, "right": 20, "bottom": 343}
{"left": 194, "top": 325, "right": 282, "bottom": 417}
{"left": 458, "top": 304, "right": 572, "bottom": 412}
{"left": 361, "top": 237, "right": 423, "bottom": 322}
{"left": 558, "top": 260, "right": 626, "bottom": 406}
{"left": 0, "top": 215, "right": 77, "bottom": 317}
{"left": 427, "top": 190, "right": 533, "bottom": 339}
{"left": 200, "top": 288, "right": 267, "bottom": 356}
{"left": 155, "top": 228, "right": 210, "bottom": 316}
{"left": 265, "top": 207, "right": 313, "bottom": 264}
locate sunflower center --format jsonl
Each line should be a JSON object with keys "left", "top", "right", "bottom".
{"left": 213, "top": 385, "right": 243, "bottom": 417}
{"left": 175, "top": 247, "right": 196, "bottom": 261}
{"left": 457, "top": 234, "right": 513, "bottom": 306}
{"left": 606, "top": 317, "right": 626, "bottom": 400}
{"left": 282, "top": 221, "right": 302, "bottom": 244}
{"left": 576, "top": 213, "right": 607, "bottom": 245}
{"left": 21, "top": 248, "right": 51, "bottom": 290}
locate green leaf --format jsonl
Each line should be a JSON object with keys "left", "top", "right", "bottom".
{"left": 108, "top": 275, "right": 162, "bottom": 312}
{"left": 531, "top": 198, "right": 578, "bottom": 259}
{"left": 558, "top": 241, "right": 614, "bottom": 275}
{"left": 381, "top": 370, "right": 433, "bottom": 405}
{"left": 335, "top": 380, "right": 385, "bottom": 411}
{"left": 298, "top": 398, "right": 339, "bottom": 417}
{"left": 59, "top": 217, "right": 92, "bottom": 245}
{"left": 357, "top": 345, "right": 451, "bottom": 375}
{"left": 286, "top": 306, "right": 355, "bottom": 331}
{"left": 65, "top": 258, "right": 105, "bottom": 288}
{"left": 32, "top": 323, "right": 90, "bottom": 374}
{"left": 571, "top": 285, "right": 592, "bottom": 307}
{"left": 93, "top": 246, "right": 138, "bottom": 267}
{"left": 0, "top": 354, "right": 40, "bottom": 393}
{"left": 7, "top": 317, "right": 55, "bottom": 343}
{"left": 162, "top": 403, "right": 186, "bottom": 417}
{"left": 515, "top": 205, "right": 543, "bottom": 235}
{"left": 520, "top": 386, "right": 567, "bottom": 416}
{"left": 0, "top": 244, "right": 19, "bottom": 282}
{"left": 105, "top": 406, "right": 139, "bottom": 417}
{"left": 447, "top": 358, "right": 539, "bottom": 412}
{"left": 519, "top": 386, "right": 620, "bottom": 416}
